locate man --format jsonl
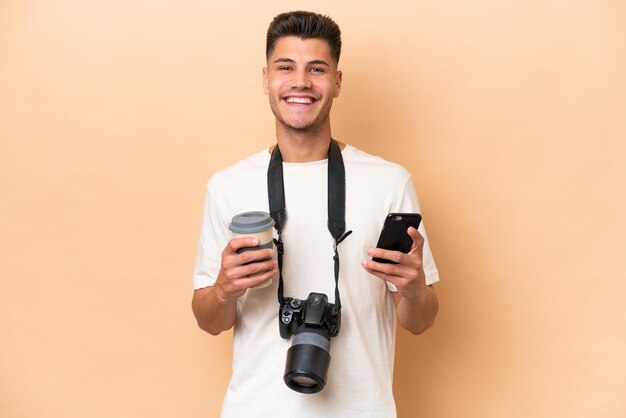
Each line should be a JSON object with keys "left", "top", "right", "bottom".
{"left": 192, "top": 11, "right": 439, "bottom": 417}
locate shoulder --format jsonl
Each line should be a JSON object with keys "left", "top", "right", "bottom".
{"left": 343, "top": 144, "right": 412, "bottom": 181}
{"left": 207, "top": 149, "right": 270, "bottom": 190}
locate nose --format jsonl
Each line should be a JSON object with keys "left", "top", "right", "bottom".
{"left": 291, "top": 68, "right": 312, "bottom": 89}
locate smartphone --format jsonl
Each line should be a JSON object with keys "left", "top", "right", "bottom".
{"left": 372, "top": 213, "right": 422, "bottom": 264}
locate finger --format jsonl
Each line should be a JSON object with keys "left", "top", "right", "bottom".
{"left": 362, "top": 260, "right": 424, "bottom": 296}
{"left": 407, "top": 226, "right": 420, "bottom": 240}
{"left": 236, "top": 269, "right": 278, "bottom": 288}
{"left": 236, "top": 247, "right": 275, "bottom": 265}
{"left": 407, "top": 227, "right": 424, "bottom": 250}
{"left": 234, "top": 267, "right": 278, "bottom": 289}
{"left": 223, "top": 247, "right": 275, "bottom": 271}
{"left": 225, "top": 237, "right": 261, "bottom": 254}
{"left": 226, "top": 258, "right": 277, "bottom": 281}
{"left": 220, "top": 266, "right": 277, "bottom": 294}
{"left": 361, "top": 258, "right": 414, "bottom": 278}
{"left": 242, "top": 258, "right": 278, "bottom": 277}
{"left": 367, "top": 247, "right": 408, "bottom": 265}
{"left": 361, "top": 261, "right": 404, "bottom": 286}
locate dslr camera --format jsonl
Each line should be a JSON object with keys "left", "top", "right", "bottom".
{"left": 279, "top": 292, "right": 341, "bottom": 393}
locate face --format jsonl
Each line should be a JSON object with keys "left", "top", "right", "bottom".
{"left": 263, "top": 36, "right": 342, "bottom": 133}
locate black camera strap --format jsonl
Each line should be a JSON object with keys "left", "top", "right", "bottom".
{"left": 268, "top": 139, "right": 352, "bottom": 310}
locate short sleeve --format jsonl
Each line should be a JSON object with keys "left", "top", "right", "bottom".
{"left": 192, "top": 181, "right": 231, "bottom": 290}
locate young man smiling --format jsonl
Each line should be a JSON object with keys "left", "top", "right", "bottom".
{"left": 263, "top": 35, "right": 341, "bottom": 144}
{"left": 192, "top": 11, "right": 439, "bottom": 418}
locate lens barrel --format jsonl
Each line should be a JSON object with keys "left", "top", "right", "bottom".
{"left": 283, "top": 327, "right": 331, "bottom": 394}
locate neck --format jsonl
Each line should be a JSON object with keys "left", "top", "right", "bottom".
{"left": 272, "top": 120, "right": 335, "bottom": 162}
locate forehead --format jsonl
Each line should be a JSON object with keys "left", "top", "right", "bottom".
{"left": 269, "top": 36, "right": 335, "bottom": 66}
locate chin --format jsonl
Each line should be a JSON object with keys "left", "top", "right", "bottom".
{"left": 279, "top": 117, "right": 318, "bottom": 131}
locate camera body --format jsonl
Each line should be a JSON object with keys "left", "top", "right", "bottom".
{"left": 279, "top": 292, "right": 341, "bottom": 339}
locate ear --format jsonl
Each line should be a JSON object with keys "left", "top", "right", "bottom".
{"left": 333, "top": 70, "right": 343, "bottom": 98}
{"left": 262, "top": 67, "right": 269, "bottom": 95}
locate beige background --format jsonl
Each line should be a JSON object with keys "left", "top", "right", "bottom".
{"left": 2, "top": 1, "right": 625, "bottom": 417}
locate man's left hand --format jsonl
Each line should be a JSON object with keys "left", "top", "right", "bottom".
{"left": 361, "top": 226, "right": 427, "bottom": 300}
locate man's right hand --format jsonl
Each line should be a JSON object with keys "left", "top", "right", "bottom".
{"left": 214, "top": 237, "right": 278, "bottom": 302}
{"left": 192, "top": 237, "right": 277, "bottom": 335}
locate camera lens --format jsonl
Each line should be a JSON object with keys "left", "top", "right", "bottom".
{"left": 291, "top": 375, "right": 317, "bottom": 387}
{"left": 283, "top": 326, "right": 331, "bottom": 394}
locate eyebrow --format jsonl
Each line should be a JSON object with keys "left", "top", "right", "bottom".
{"left": 273, "top": 58, "right": 331, "bottom": 67}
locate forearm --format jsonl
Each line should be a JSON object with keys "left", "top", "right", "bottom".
{"left": 192, "top": 285, "right": 238, "bottom": 336}
{"left": 394, "top": 285, "right": 439, "bottom": 335}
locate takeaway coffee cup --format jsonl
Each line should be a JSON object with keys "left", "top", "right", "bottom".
{"left": 229, "top": 211, "right": 276, "bottom": 289}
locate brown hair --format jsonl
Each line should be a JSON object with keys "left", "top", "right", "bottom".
{"left": 266, "top": 11, "right": 342, "bottom": 64}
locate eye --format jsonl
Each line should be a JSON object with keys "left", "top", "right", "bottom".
{"left": 309, "top": 67, "right": 324, "bottom": 73}
{"left": 278, "top": 65, "right": 292, "bottom": 71}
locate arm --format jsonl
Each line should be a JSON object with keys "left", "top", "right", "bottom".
{"left": 192, "top": 237, "right": 278, "bottom": 335}
{"left": 361, "top": 227, "right": 439, "bottom": 335}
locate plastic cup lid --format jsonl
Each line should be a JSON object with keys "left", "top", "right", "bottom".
{"left": 229, "top": 211, "right": 275, "bottom": 234}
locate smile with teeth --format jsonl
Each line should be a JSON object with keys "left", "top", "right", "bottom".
{"left": 285, "top": 97, "right": 315, "bottom": 104}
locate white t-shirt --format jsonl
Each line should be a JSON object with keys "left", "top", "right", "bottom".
{"left": 193, "top": 145, "right": 439, "bottom": 418}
